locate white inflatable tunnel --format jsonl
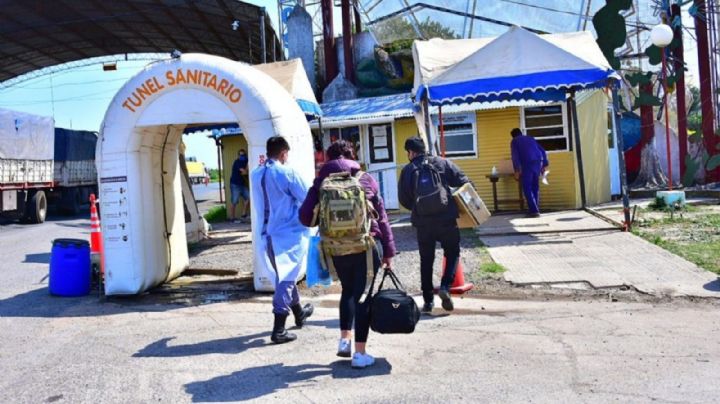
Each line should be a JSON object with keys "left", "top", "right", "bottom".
{"left": 98, "top": 54, "right": 314, "bottom": 295}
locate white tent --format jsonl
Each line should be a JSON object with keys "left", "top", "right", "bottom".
{"left": 413, "top": 27, "right": 618, "bottom": 105}
{"left": 411, "top": 26, "right": 622, "bottom": 211}
{"left": 254, "top": 59, "right": 322, "bottom": 118}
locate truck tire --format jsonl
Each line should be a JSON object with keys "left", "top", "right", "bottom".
{"left": 28, "top": 190, "right": 47, "bottom": 224}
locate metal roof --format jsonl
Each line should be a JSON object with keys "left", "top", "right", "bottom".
{"left": 0, "top": 0, "right": 281, "bottom": 84}
{"left": 312, "top": 92, "right": 564, "bottom": 127}
{"left": 316, "top": 93, "right": 416, "bottom": 125}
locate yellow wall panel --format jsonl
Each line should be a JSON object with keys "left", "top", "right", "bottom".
{"left": 220, "top": 135, "right": 248, "bottom": 219}
{"left": 578, "top": 91, "right": 611, "bottom": 206}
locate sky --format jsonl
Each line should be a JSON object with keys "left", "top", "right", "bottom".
{"left": 0, "top": 1, "right": 706, "bottom": 169}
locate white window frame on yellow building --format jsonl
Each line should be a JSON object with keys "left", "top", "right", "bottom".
{"left": 432, "top": 112, "right": 478, "bottom": 159}
{"left": 520, "top": 102, "right": 571, "bottom": 153}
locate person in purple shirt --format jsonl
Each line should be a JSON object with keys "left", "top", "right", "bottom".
{"left": 299, "top": 140, "right": 396, "bottom": 369}
{"left": 510, "top": 128, "right": 549, "bottom": 218}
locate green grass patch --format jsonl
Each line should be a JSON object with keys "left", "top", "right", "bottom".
{"left": 479, "top": 262, "right": 507, "bottom": 274}
{"left": 634, "top": 212, "right": 720, "bottom": 274}
{"left": 203, "top": 205, "right": 227, "bottom": 223}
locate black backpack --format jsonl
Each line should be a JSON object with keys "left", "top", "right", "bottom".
{"left": 413, "top": 158, "right": 449, "bottom": 216}
{"left": 368, "top": 268, "right": 421, "bottom": 334}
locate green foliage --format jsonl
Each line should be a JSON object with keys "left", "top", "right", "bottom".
{"left": 593, "top": 0, "right": 633, "bottom": 69}
{"left": 203, "top": 205, "right": 227, "bottom": 223}
{"left": 383, "top": 39, "right": 414, "bottom": 53}
{"left": 707, "top": 154, "right": 720, "bottom": 171}
{"left": 634, "top": 92, "right": 663, "bottom": 108}
{"left": 625, "top": 71, "right": 653, "bottom": 87}
{"left": 683, "top": 154, "right": 700, "bottom": 186}
{"left": 480, "top": 263, "right": 507, "bottom": 274}
{"left": 372, "top": 16, "right": 459, "bottom": 43}
{"left": 208, "top": 168, "right": 220, "bottom": 182}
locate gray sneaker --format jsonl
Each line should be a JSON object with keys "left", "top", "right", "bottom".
{"left": 337, "top": 338, "right": 351, "bottom": 358}
{"left": 438, "top": 289, "right": 454, "bottom": 311}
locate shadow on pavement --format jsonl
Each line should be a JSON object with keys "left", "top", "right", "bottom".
{"left": 133, "top": 332, "right": 271, "bottom": 357}
{"left": 703, "top": 279, "right": 720, "bottom": 292}
{"left": 24, "top": 252, "right": 51, "bottom": 264}
{"left": 184, "top": 360, "right": 391, "bottom": 402}
{"left": 0, "top": 286, "right": 256, "bottom": 318}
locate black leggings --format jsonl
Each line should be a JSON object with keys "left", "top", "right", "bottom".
{"left": 332, "top": 243, "right": 382, "bottom": 343}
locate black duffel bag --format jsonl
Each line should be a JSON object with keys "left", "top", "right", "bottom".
{"left": 368, "top": 268, "right": 421, "bottom": 334}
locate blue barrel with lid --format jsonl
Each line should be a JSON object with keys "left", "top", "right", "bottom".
{"left": 49, "top": 238, "right": 91, "bottom": 296}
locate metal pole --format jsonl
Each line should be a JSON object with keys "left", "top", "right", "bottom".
{"left": 216, "top": 138, "right": 224, "bottom": 204}
{"left": 672, "top": 3, "right": 688, "bottom": 182}
{"left": 439, "top": 105, "right": 446, "bottom": 157}
{"left": 569, "top": 91, "right": 587, "bottom": 208}
{"left": 321, "top": 0, "right": 337, "bottom": 83}
{"left": 341, "top": 0, "right": 354, "bottom": 83}
{"left": 353, "top": 0, "right": 362, "bottom": 33}
{"left": 695, "top": 0, "right": 718, "bottom": 182}
{"left": 662, "top": 50, "right": 673, "bottom": 190}
{"left": 612, "top": 87, "right": 632, "bottom": 231}
{"left": 422, "top": 96, "right": 435, "bottom": 156}
{"left": 260, "top": 7, "right": 267, "bottom": 64}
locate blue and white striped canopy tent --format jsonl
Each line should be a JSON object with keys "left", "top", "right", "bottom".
{"left": 412, "top": 26, "right": 618, "bottom": 106}
{"left": 411, "top": 26, "right": 621, "bottom": 208}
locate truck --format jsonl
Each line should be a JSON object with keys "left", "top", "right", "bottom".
{"left": 185, "top": 156, "right": 209, "bottom": 184}
{"left": 0, "top": 108, "right": 98, "bottom": 223}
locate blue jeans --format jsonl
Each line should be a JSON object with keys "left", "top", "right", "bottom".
{"left": 230, "top": 183, "right": 249, "bottom": 205}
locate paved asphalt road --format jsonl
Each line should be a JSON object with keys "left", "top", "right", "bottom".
{"left": 2, "top": 212, "right": 720, "bottom": 403}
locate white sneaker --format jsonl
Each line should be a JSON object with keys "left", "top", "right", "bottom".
{"left": 351, "top": 352, "right": 375, "bottom": 369}
{"left": 337, "top": 338, "right": 351, "bottom": 358}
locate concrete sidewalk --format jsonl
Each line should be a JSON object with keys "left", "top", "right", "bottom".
{"left": 478, "top": 211, "right": 720, "bottom": 298}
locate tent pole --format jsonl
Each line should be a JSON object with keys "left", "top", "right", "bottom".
{"left": 439, "top": 105, "right": 446, "bottom": 157}
{"left": 569, "top": 91, "right": 587, "bottom": 208}
{"left": 215, "top": 137, "right": 224, "bottom": 204}
{"left": 422, "top": 96, "right": 435, "bottom": 156}
{"left": 612, "top": 87, "right": 632, "bottom": 231}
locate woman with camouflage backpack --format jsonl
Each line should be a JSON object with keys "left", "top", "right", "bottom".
{"left": 299, "top": 140, "right": 396, "bottom": 369}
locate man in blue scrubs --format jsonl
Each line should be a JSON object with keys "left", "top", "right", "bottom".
{"left": 510, "top": 128, "right": 548, "bottom": 218}
{"left": 251, "top": 136, "right": 314, "bottom": 343}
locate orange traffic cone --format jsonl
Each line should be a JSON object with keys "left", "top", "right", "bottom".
{"left": 89, "top": 194, "right": 104, "bottom": 277}
{"left": 435, "top": 257, "right": 474, "bottom": 295}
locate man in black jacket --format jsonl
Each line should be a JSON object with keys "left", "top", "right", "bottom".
{"left": 398, "top": 137, "right": 469, "bottom": 313}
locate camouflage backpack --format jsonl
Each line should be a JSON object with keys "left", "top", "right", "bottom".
{"left": 316, "top": 171, "right": 378, "bottom": 275}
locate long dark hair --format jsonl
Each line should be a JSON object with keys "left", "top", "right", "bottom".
{"left": 326, "top": 139, "right": 355, "bottom": 160}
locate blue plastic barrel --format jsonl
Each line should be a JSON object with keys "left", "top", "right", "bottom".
{"left": 49, "top": 238, "right": 91, "bottom": 297}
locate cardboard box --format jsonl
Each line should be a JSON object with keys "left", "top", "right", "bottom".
{"left": 497, "top": 159, "right": 514, "bottom": 175}
{"left": 453, "top": 183, "right": 491, "bottom": 228}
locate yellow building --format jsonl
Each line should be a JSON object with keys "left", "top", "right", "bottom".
{"left": 312, "top": 91, "right": 612, "bottom": 211}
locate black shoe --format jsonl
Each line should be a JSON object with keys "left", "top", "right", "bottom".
{"left": 291, "top": 303, "right": 314, "bottom": 328}
{"left": 271, "top": 314, "right": 297, "bottom": 344}
{"left": 421, "top": 301, "right": 434, "bottom": 313}
{"left": 438, "top": 289, "right": 454, "bottom": 311}
{"left": 525, "top": 212, "right": 541, "bottom": 218}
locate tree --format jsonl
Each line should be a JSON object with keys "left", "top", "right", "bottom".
{"left": 371, "top": 16, "right": 459, "bottom": 44}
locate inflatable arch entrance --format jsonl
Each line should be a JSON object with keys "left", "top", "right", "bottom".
{"left": 98, "top": 54, "right": 314, "bottom": 295}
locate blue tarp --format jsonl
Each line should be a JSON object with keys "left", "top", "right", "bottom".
{"left": 619, "top": 111, "right": 642, "bottom": 151}
{"left": 54, "top": 128, "right": 97, "bottom": 161}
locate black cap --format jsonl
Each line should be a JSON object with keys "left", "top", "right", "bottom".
{"left": 404, "top": 136, "right": 426, "bottom": 153}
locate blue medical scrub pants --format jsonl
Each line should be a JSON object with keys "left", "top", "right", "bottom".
{"left": 521, "top": 163, "right": 541, "bottom": 214}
